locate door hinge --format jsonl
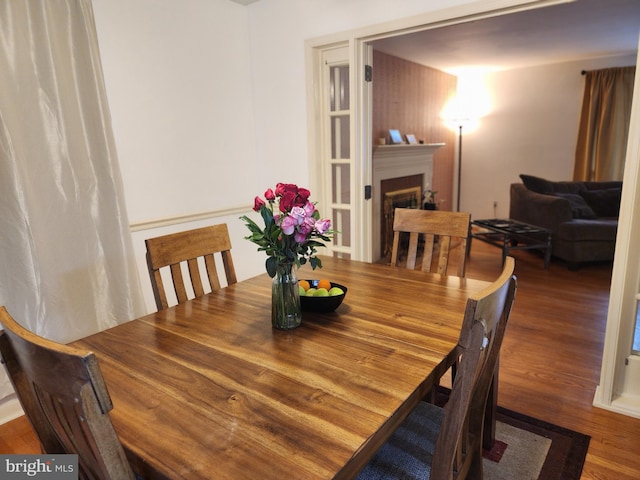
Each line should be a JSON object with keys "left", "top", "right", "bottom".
{"left": 364, "top": 185, "right": 372, "bottom": 200}
{"left": 365, "top": 65, "right": 373, "bottom": 82}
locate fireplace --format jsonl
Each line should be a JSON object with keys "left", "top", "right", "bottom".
{"left": 381, "top": 178, "right": 422, "bottom": 256}
{"left": 372, "top": 143, "right": 444, "bottom": 262}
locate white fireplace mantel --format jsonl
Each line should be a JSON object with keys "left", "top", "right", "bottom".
{"left": 372, "top": 143, "right": 445, "bottom": 261}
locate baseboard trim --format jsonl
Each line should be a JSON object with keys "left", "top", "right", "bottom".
{"left": 593, "top": 385, "right": 640, "bottom": 419}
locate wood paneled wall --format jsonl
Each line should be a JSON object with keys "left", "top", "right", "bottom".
{"left": 372, "top": 50, "right": 457, "bottom": 210}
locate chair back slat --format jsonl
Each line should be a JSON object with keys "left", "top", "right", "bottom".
{"left": 0, "top": 307, "right": 135, "bottom": 480}
{"left": 392, "top": 209, "right": 471, "bottom": 277}
{"left": 187, "top": 257, "right": 206, "bottom": 297}
{"left": 204, "top": 254, "right": 222, "bottom": 291}
{"left": 221, "top": 251, "right": 237, "bottom": 285}
{"left": 151, "top": 268, "right": 167, "bottom": 309}
{"left": 169, "top": 263, "right": 189, "bottom": 304}
{"left": 146, "top": 223, "right": 237, "bottom": 310}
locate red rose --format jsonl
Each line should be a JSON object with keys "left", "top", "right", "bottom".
{"left": 253, "top": 196, "right": 265, "bottom": 212}
{"left": 264, "top": 188, "right": 275, "bottom": 201}
{"left": 279, "top": 191, "right": 297, "bottom": 213}
{"left": 297, "top": 188, "right": 310, "bottom": 202}
{"left": 275, "top": 183, "right": 297, "bottom": 197}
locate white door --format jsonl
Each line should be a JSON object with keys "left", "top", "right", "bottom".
{"left": 314, "top": 42, "right": 373, "bottom": 262}
{"left": 319, "top": 46, "right": 354, "bottom": 259}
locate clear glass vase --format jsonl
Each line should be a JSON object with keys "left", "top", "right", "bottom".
{"left": 271, "top": 262, "right": 302, "bottom": 330}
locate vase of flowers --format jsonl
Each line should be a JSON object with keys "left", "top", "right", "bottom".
{"left": 241, "top": 183, "right": 333, "bottom": 330}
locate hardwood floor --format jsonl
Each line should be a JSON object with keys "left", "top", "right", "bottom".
{"left": 466, "top": 241, "right": 639, "bottom": 480}
{"left": 1, "top": 240, "right": 638, "bottom": 479}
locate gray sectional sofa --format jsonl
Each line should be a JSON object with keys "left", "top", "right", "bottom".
{"left": 509, "top": 174, "right": 621, "bottom": 269}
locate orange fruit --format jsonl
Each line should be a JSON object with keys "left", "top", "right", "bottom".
{"left": 317, "top": 279, "right": 331, "bottom": 291}
{"left": 299, "top": 279, "right": 311, "bottom": 291}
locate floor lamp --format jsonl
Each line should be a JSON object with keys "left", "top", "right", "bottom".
{"left": 456, "top": 124, "right": 463, "bottom": 212}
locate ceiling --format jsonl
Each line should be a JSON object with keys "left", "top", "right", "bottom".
{"left": 371, "top": 0, "right": 640, "bottom": 74}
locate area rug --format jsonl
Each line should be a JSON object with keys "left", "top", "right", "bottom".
{"left": 483, "top": 406, "right": 590, "bottom": 480}
{"left": 434, "top": 388, "right": 590, "bottom": 480}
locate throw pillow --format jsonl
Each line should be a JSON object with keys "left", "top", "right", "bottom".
{"left": 551, "top": 193, "right": 597, "bottom": 219}
{"left": 579, "top": 188, "right": 622, "bottom": 217}
{"left": 520, "top": 174, "right": 554, "bottom": 193}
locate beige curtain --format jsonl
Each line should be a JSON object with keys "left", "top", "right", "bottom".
{"left": 573, "top": 66, "right": 635, "bottom": 181}
{"left": 0, "top": 0, "right": 146, "bottom": 350}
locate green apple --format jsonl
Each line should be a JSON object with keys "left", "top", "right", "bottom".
{"left": 329, "top": 287, "right": 344, "bottom": 296}
{"left": 305, "top": 288, "right": 317, "bottom": 297}
{"left": 299, "top": 286, "right": 306, "bottom": 296}
{"left": 314, "top": 288, "right": 329, "bottom": 297}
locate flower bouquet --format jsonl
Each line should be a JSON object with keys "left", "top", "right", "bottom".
{"left": 241, "top": 183, "right": 333, "bottom": 329}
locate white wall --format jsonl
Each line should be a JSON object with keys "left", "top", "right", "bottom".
{"left": 92, "top": 0, "right": 259, "bottom": 223}
{"left": 463, "top": 54, "right": 637, "bottom": 219}
{"left": 91, "top": 0, "right": 270, "bottom": 312}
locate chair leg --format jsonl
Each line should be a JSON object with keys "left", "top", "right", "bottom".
{"left": 466, "top": 447, "right": 484, "bottom": 480}
{"left": 482, "top": 361, "right": 499, "bottom": 450}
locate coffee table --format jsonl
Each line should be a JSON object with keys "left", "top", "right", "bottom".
{"left": 470, "top": 218, "right": 552, "bottom": 268}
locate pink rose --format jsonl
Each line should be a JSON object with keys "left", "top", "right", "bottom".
{"left": 294, "top": 230, "right": 308, "bottom": 243}
{"left": 315, "top": 218, "right": 331, "bottom": 234}
{"left": 303, "top": 216, "right": 316, "bottom": 231}
{"left": 303, "top": 200, "right": 316, "bottom": 217}
{"left": 253, "top": 196, "right": 265, "bottom": 212}
{"left": 298, "top": 217, "right": 315, "bottom": 236}
{"left": 289, "top": 206, "right": 306, "bottom": 225}
{"left": 280, "top": 215, "right": 297, "bottom": 235}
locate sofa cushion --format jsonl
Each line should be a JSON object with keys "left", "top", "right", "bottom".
{"left": 520, "top": 174, "right": 585, "bottom": 194}
{"left": 520, "top": 174, "right": 554, "bottom": 193}
{"left": 584, "top": 181, "right": 622, "bottom": 191}
{"left": 579, "top": 188, "right": 622, "bottom": 217}
{"left": 551, "top": 193, "right": 597, "bottom": 219}
{"left": 556, "top": 218, "right": 618, "bottom": 242}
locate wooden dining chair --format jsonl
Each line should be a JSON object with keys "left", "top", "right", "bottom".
{"left": 0, "top": 307, "right": 136, "bottom": 480}
{"left": 391, "top": 208, "right": 471, "bottom": 277}
{"left": 356, "top": 257, "right": 517, "bottom": 480}
{"left": 145, "top": 223, "right": 237, "bottom": 310}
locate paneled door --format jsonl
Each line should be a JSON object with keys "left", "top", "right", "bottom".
{"left": 319, "top": 45, "right": 353, "bottom": 259}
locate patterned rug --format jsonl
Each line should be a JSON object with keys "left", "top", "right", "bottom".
{"left": 483, "top": 407, "right": 590, "bottom": 480}
{"left": 434, "top": 388, "right": 590, "bottom": 480}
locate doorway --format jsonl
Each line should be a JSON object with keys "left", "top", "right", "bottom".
{"left": 308, "top": 0, "right": 640, "bottom": 417}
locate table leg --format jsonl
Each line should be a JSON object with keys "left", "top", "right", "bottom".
{"left": 501, "top": 236, "right": 509, "bottom": 267}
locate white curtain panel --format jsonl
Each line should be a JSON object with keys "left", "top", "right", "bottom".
{"left": 0, "top": 0, "right": 146, "bottom": 345}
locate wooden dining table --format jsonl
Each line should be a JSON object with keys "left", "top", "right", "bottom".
{"left": 72, "top": 256, "right": 490, "bottom": 480}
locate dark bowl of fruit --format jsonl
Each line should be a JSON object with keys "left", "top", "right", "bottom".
{"left": 299, "top": 279, "right": 347, "bottom": 313}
